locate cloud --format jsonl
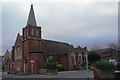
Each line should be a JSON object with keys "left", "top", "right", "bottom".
{"left": 0, "top": 3, "right": 2, "bottom": 55}
{"left": 1, "top": 0, "right": 119, "bottom": 2}
{"left": 2, "top": 2, "right": 118, "bottom": 53}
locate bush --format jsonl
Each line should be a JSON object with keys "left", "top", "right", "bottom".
{"left": 71, "top": 66, "right": 80, "bottom": 70}
{"left": 74, "top": 66, "right": 80, "bottom": 70}
{"left": 57, "top": 64, "right": 63, "bottom": 71}
{"left": 46, "top": 56, "right": 57, "bottom": 70}
{"left": 96, "top": 60, "right": 116, "bottom": 71}
{"left": 116, "top": 63, "right": 120, "bottom": 70}
{"left": 71, "top": 68, "right": 75, "bottom": 70}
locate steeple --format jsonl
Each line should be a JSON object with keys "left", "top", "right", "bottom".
{"left": 27, "top": 4, "right": 37, "bottom": 26}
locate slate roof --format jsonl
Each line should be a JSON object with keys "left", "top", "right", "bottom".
{"left": 75, "top": 46, "right": 83, "bottom": 53}
{"left": 94, "top": 48, "right": 110, "bottom": 54}
{"left": 4, "top": 50, "right": 10, "bottom": 58}
{"left": 27, "top": 4, "right": 37, "bottom": 26}
{"left": 17, "top": 33, "right": 23, "bottom": 41}
{"left": 42, "top": 39, "right": 71, "bottom": 56}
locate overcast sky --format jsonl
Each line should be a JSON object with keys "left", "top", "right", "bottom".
{"left": 1, "top": 1, "right": 118, "bottom": 54}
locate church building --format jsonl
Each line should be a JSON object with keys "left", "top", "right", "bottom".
{"left": 8, "top": 4, "right": 89, "bottom": 74}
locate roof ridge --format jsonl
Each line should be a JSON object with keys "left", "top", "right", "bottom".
{"left": 42, "top": 39, "right": 70, "bottom": 45}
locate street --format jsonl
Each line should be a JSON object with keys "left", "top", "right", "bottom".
{"left": 2, "top": 70, "right": 94, "bottom": 78}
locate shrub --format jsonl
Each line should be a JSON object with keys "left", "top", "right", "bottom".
{"left": 46, "top": 56, "right": 57, "bottom": 70}
{"left": 57, "top": 64, "right": 63, "bottom": 71}
{"left": 96, "top": 60, "right": 116, "bottom": 71}
{"left": 71, "top": 66, "right": 80, "bottom": 70}
{"left": 74, "top": 66, "right": 80, "bottom": 70}
{"left": 71, "top": 68, "right": 75, "bottom": 70}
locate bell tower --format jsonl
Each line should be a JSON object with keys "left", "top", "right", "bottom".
{"left": 22, "top": 4, "right": 44, "bottom": 74}
{"left": 23, "top": 4, "right": 41, "bottom": 40}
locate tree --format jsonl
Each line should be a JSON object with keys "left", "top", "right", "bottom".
{"left": 107, "top": 42, "right": 118, "bottom": 49}
{"left": 46, "top": 56, "right": 57, "bottom": 70}
{"left": 88, "top": 51, "right": 101, "bottom": 64}
{"left": 90, "top": 44, "right": 102, "bottom": 51}
{"left": 107, "top": 42, "right": 118, "bottom": 59}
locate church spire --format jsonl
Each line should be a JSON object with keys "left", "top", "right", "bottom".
{"left": 27, "top": 4, "right": 37, "bottom": 26}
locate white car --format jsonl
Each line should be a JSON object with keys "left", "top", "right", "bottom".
{"left": 108, "top": 59, "right": 118, "bottom": 65}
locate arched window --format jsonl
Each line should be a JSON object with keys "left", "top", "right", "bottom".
{"left": 16, "top": 46, "right": 21, "bottom": 55}
{"left": 31, "top": 29, "right": 34, "bottom": 35}
{"left": 15, "top": 45, "right": 21, "bottom": 60}
{"left": 36, "top": 30, "right": 38, "bottom": 36}
{"left": 71, "top": 52, "right": 75, "bottom": 65}
{"left": 78, "top": 53, "right": 82, "bottom": 64}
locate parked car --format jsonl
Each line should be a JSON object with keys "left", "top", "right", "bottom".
{"left": 108, "top": 59, "right": 118, "bottom": 65}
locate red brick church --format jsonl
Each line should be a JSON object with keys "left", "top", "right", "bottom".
{"left": 8, "top": 4, "right": 89, "bottom": 74}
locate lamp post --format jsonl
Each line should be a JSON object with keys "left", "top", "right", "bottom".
{"left": 79, "top": 55, "right": 82, "bottom": 70}
{"left": 85, "top": 47, "right": 89, "bottom": 79}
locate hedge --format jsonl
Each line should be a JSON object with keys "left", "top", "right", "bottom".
{"left": 96, "top": 60, "right": 116, "bottom": 71}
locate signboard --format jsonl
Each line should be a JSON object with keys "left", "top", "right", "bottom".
{"left": 30, "top": 60, "right": 35, "bottom": 63}
{"left": 12, "top": 61, "right": 14, "bottom": 64}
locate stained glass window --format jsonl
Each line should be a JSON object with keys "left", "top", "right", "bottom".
{"left": 15, "top": 45, "right": 21, "bottom": 60}
{"left": 71, "top": 56, "right": 75, "bottom": 65}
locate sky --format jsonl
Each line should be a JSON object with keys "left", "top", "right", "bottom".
{"left": 1, "top": 0, "right": 119, "bottom": 55}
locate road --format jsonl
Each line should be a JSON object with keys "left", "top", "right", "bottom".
{"left": 2, "top": 70, "right": 94, "bottom": 78}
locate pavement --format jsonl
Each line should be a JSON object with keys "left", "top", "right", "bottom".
{"left": 2, "top": 70, "right": 94, "bottom": 78}
{"left": 0, "top": 72, "right": 2, "bottom": 80}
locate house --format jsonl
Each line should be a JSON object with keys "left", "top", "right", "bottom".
{"left": 8, "top": 4, "right": 89, "bottom": 74}
{"left": 0, "top": 56, "right": 3, "bottom": 72}
{"left": 94, "top": 48, "right": 117, "bottom": 61}
{"left": 2, "top": 50, "right": 10, "bottom": 72}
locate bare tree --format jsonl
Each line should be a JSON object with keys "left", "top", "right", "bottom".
{"left": 107, "top": 42, "right": 118, "bottom": 50}
{"left": 90, "top": 44, "right": 102, "bottom": 51}
{"left": 107, "top": 42, "right": 118, "bottom": 60}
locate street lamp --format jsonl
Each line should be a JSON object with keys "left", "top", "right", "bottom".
{"left": 85, "top": 47, "right": 89, "bottom": 79}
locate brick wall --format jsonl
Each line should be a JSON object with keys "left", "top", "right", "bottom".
{"left": 30, "top": 53, "right": 44, "bottom": 74}
{"left": 13, "top": 34, "right": 23, "bottom": 73}
{"left": 59, "top": 55, "right": 68, "bottom": 70}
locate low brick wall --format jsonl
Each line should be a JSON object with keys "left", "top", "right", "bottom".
{"left": 96, "top": 69, "right": 115, "bottom": 78}
{"left": 114, "top": 71, "right": 120, "bottom": 79}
